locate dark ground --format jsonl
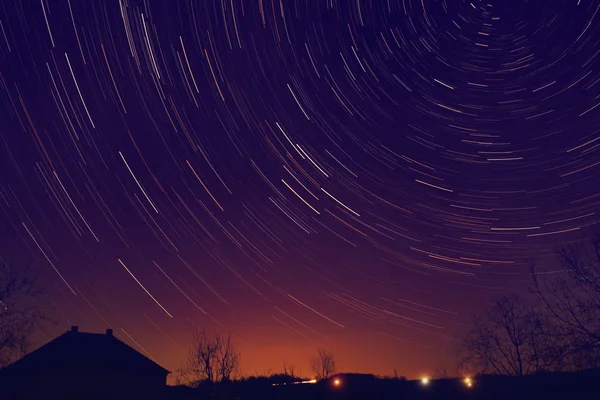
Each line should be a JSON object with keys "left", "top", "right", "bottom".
{"left": 165, "top": 370, "right": 600, "bottom": 400}
{"left": 3, "top": 370, "right": 599, "bottom": 399}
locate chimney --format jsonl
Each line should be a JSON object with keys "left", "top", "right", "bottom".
{"left": 71, "top": 326, "right": 78, "bottom": 333}
{"left": 106, "top": 328, "right": 113, "bottom": 337}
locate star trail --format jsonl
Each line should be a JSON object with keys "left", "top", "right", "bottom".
{"left": 1, "top": 0, "right": 599, "bottom": 379}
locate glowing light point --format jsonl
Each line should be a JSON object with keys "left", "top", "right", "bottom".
{"left": 421, "top": 377, "right": 430, "bottom": 385}
{"left": 333, "top": 378, "right": 341, "bottom": 387}
{"left": 464, "top": 377, "right": 473, "bottom": 387}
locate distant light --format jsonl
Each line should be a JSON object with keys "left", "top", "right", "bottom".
{"left": 464, "top": 377, "right": 473, "bottom": 387}
{"left": 333, "top": 378, "right": 341, "bottom": 386}
{"left": 293, "top": 379, "right": 317, "bottom": 385}
{"left": 421, "top": 377, "right": 430, "bottom": 385}
{"left": 275, "top": 379, "right": 318, "bottom": 387}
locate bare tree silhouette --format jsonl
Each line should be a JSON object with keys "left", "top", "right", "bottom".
{"left": 0, "top": 260, "right": 45, "bottom": 367}
{"left": 458, "top": 294, "right": 559, "bottom": 376}
{"left": 283, "top": 360, "right": 295, "bottom": 378}
{"left": 184, "top": 328, "right": 240, "bottom": 385}
{"left": 392, "top": 367, "right": 406, "bottom": 380}
{"left": 531, "top": 234, "right": 600, "bottom": 369}
{"left": 310, "top": 347, "right": 337, "bottom": 379}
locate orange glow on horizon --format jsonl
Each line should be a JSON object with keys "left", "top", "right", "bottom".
{"left": 42, "top": 322, "right": 452, "bottom": 386}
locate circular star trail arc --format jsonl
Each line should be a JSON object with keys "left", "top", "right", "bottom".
{"left": 0, "top": 0, "right": 599, "bottom": 377}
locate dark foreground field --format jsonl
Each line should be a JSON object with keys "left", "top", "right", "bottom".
{"left": 3, "top": 369, "right": 599, "bottom": 399}
{"left": 165, "top": 370, "right": 600, "bottom": 400}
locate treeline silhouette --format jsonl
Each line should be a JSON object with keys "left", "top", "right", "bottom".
{"left": 2, "top": 235, "right": 600, "bottom": 399}
{"left": 457, "top": 234, "right": 600, "bottom": 376}
{"left": 170, "top": 235, "right": 600, "bottom": 399}
{"left": 165, "top": 370, "right": 600, "bottom": 400}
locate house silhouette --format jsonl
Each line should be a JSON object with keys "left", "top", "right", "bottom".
{"left": 0, "top": 326, "right": 170, "bottom": 399}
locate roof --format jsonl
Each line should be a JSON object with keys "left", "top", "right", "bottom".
{"left": 2, "top": 326, "right": 170, "bottom": 376}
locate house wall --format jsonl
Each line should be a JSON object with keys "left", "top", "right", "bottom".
{"left": 2, "top": 367, "right": 168, "bottom": 399}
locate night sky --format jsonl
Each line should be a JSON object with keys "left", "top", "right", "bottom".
{"left": 1, "top": 0, "right": 599, "bottom": 380}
